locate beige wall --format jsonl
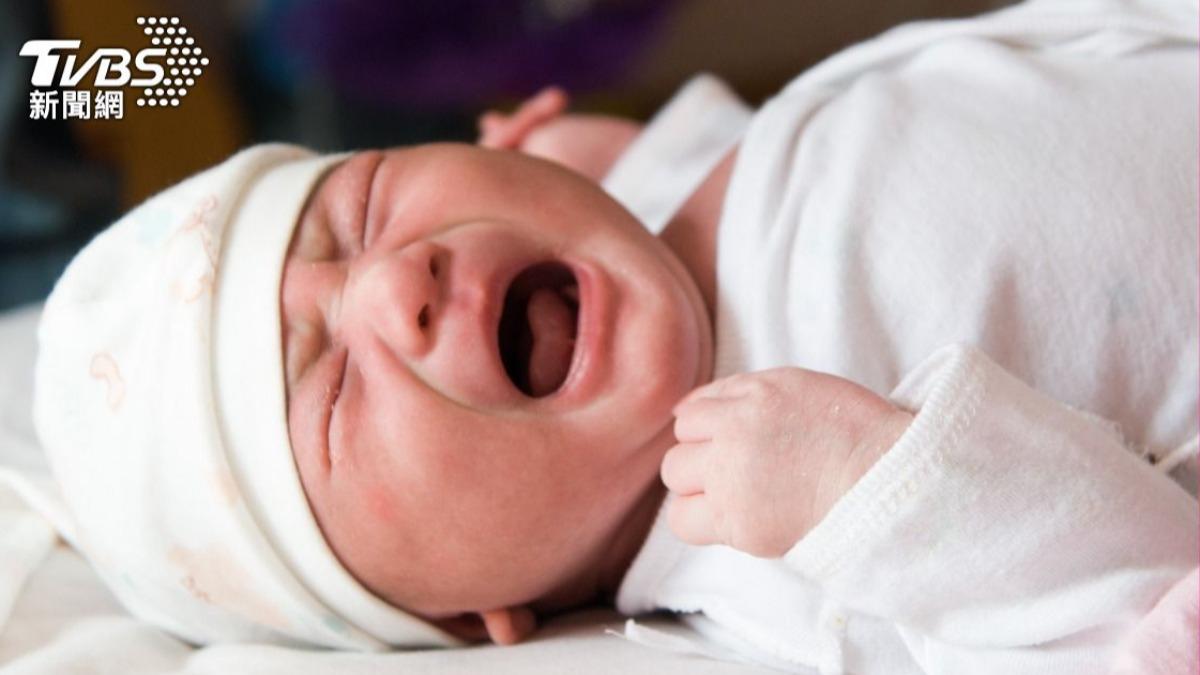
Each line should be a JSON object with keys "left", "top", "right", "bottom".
{"left": 608, "top": 0, "right": 1015, "bottom": 110}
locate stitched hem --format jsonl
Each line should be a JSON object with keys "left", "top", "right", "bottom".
{"left": 785, "top": 345, "right": 988, "bottom": 579}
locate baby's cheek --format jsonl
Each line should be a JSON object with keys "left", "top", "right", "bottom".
{"left": 363, "top": 483, "right": 399, "bottom": 522}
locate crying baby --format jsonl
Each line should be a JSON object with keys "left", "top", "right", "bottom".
{"left": 33, "top": 1, "right": 1200, "bottom": 671}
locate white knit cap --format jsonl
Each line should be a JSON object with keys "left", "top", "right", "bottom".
{"left": 33, "top": 144, "right": 461, "bottom": 650}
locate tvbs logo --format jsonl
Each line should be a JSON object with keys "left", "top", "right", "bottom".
{"left": 19, "top": 16, "right": 207, "bottom": 119}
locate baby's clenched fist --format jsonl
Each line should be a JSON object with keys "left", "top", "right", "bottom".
{"left": 661, "top": 367, "right": 912, "bottom": 558}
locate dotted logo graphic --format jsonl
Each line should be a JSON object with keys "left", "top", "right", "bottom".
{"left": 135, "top": 16, "right": 208, "bottom": 108}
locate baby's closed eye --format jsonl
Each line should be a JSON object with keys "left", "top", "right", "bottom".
{"left": 284, "top": 319, "right": 325, "bottom": 389}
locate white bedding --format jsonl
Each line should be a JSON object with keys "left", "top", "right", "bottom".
{"left": 0, "top": 304, "right": 772, "bottom": 674}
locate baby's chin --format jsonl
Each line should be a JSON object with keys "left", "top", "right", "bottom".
{"left": 387, "top": 458, "right": 667, "bottom": 623}
{"left": 391, "top": 559, "right": 593, "bottom": 622}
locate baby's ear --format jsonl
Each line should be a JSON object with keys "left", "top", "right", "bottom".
{"left": 431, "top": 606, "right": 537, "bottom": 645}
{"left": 479, "top": 606, "right": 537, "bottom": 645}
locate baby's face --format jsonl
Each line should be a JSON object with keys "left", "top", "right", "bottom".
{"left": 280, "top": 144, "right": 710, "bottom": 620}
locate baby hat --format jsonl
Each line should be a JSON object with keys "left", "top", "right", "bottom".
{"left": 33, "top": 144, "right": 461, "bottom": 650}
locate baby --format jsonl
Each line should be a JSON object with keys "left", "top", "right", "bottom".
{"left": 32, "top": 0, "right": 1199, "bottom": 672}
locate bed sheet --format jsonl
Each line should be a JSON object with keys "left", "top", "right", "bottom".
{"left": 0, "top": 304, "right": 772, "bottom": 674}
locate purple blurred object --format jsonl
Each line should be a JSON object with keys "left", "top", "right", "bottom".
{"left": 275, "top": 0, "right": 673, "bottom": 106}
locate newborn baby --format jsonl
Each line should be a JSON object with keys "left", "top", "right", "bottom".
{"left": 33, "top": 0, "right": 1199, "bottom": 672}
{"left": 281, "top": 87, "right": 914, "bottom": 641}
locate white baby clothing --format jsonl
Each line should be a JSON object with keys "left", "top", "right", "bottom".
{"left": 603, "top": 0, "right": 1199, "bottom": 673}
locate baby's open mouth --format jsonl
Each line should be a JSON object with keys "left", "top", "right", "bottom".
{"left": 498, "top": 262, "right": 580, "bottom": 397}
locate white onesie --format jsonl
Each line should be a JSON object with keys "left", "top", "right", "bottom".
{"left": 601, "top": 0, "right": 1199, "bottom": 672}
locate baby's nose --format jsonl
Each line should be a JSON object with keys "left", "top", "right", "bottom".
{"left": 342, "top": 242, "right": 443, "bottom": 358}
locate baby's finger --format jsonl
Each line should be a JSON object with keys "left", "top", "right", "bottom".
{"left": 478, "top": 87, "right": 567, "bottom": 149}
{"left": 660, "top": 442, "right": 709, "bottom": 495}
{"left": 477, "top": 111, "right": 505, "bottom": 132}
{"left": 477, "top": 111, "right": 518, "bottom": 148}
{"left": 673, "top": 396, "right": 732, "bottom": 442}
{"left": 677, "top": 373, "right": 748, "bottom": 408}
{"left": 512, "top": 86, "right": 568, "bottom": 124}
{"left": 666, "top": 494, "right": 721, "bottom": 547}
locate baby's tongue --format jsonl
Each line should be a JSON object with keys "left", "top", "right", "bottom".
{"left": 525, "top": 287, "right": 575, "bottom": 397}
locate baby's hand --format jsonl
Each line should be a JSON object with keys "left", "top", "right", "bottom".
{"left": 478, "top": 86, "right": 570, "bottom": 150}
{"left": 661, "top": 368, "right": 913, "bottom": 558}
{"left": 477, "top": 87, "right": 641, "bottom": 181}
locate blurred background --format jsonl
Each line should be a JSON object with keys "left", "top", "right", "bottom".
{"left": 0, "top": 0, "right": 1009, "bottom": 311}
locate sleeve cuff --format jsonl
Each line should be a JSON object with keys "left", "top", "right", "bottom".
{"left": 784, "top": 343, "right": 1197, "bottom": 647}
{"left": 783, "top": 344, "right": 986, "bottom": 579}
